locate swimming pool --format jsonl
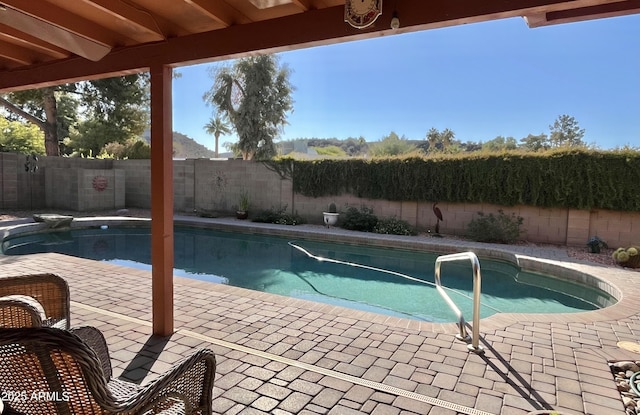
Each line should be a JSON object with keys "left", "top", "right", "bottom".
{"left": 1, "top": 225, "right": 615, "bottom": 322}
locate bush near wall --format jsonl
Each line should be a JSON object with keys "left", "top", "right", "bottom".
{"left": 275, "top": 149, "right": 640, "bottom": 211}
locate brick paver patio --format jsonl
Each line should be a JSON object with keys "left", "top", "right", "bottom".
{"left": 1, "top": 216, "right": 639, "bottom": 414}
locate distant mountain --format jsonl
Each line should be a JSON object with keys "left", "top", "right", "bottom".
{"left": 141, "top": 130, "right": 218, "bottom": 159}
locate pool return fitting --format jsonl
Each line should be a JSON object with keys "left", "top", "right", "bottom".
{"left": 435, "top": 252, "right": 484, "bottom": 354}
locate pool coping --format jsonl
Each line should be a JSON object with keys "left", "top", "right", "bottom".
{"left": 1, "top": 214, "right": 638, "bottom": 336}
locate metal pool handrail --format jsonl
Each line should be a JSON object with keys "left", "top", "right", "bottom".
{"left": 435, "top": 252, "right": 484, "bottom": 354}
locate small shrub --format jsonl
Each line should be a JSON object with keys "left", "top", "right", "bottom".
{"left": 340, "top": 205, "right": 378, "bottom": 232}
{"left": 252, "top": 205, "right": 306, "bottom": 226}
{"left": 466, "top": 210, "right": 523, "bottom": 244}
{"left": 374, "top": 217, "right": 417, "bottom": 236}
{"left": 586, "top": 236, "right": 607, "bottom": 253}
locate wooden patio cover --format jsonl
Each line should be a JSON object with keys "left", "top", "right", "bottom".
{"left": 0, "top": 0, "right": 637, "bottom": 335}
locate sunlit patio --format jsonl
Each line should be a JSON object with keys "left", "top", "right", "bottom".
{"left": 2, "top": 216, "right": 639, "bottom": 415}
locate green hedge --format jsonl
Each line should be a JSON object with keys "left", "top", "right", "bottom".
{"left": 270, "top": 149, "right": 640, "bottom": 211}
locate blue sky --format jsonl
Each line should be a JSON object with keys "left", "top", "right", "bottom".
{"left": 172, "top": 15, "right": 640, "bottom": 151}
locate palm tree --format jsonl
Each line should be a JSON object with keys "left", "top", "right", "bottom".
{"left": 204, "top": 115, "right": 231, "bottom": 158}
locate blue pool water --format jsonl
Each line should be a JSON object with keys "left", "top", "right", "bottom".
{"left": 1, "top": 226, "right": 615, "bottom": 322}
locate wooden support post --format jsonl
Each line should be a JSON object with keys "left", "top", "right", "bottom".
{"left": 150, "top": 64, "right": 174, "bottom": 336}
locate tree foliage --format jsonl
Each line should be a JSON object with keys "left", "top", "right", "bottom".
{"left": 0, "top": 117, "right": 45, "bottom": 154}
{"left": 64, "top": 76, "right": 149, "bottom": 156}
{"left": 204, "top": 115, "right": 231, "bottom": 158}
{"left": 369, "top": 131, "right": 419, "bottom": 157}
{"left": 482, "top": 136, "right": 517, "bottom": 152}
{"left": 519, "top": 133, "right": 549, "bottom": 152}
{"left": 0, "top": 74, "right": 149, "bottom": 157}
{"left": 307, "top": 137, "right": 368, "bottom": 156}
{"left": 204, "top": 55, "right": 294, "bottom": 160}
{"left": 314, "top": 145, "right": 347, "bottom": 157}
{"left": 549, "top": 114, "right": 586, "bottom": 147}
{"left": 424, "top": 128, "right": 456, "bottom": 153}
{"left": 276, "top": 148, "right": 640, "bottom": 211}
{"left": 100, "top": 139, "right": 151, "bottom": 159}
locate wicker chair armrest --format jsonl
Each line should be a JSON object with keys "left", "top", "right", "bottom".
{"left": 0, "top": 274, "right": 70, "bottom": 329}
{"left": 115, "top": 348, "right": 216, "bottom": 415}
{"left": 70, "top": 326, "right": 113, "bottom": 378}
{"left": 0, "top": 295, "right": 46, "bottom": 328}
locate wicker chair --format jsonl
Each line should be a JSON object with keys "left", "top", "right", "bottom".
{"left": 0, "top": 327, "right": 216, "bottom": 415}
{"left": 0, "top": 273, "right": 70, "bottom": 329}
{"left": 0, "top": 294, "right": 46, "bottom": 328}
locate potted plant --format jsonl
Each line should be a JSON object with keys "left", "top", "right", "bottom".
{"left": 236, "top": 190, "right": 250, "bottom": 220}
{"left": 586, "top": 235, "right": 607, "bottom": 253}
{"left": 322, "top": 202, "right": 340, "bottom": 228}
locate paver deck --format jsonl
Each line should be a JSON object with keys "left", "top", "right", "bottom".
{"left": 1, "top": 216, "right": 639, "bottom": 415}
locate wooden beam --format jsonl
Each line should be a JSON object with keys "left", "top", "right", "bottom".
{"left": 291, "top": 0, "right": 312, "bottom": 11}
{"left": 0, "top": 0, "right": 116, "bottom": 46}
{"left": 526, "top": 0, "right": 640, "bottom": 26}
{"left": 0, "top": 0, "right": 619, "bottom": 91}
{"left": 79, "top": 0, "right": 166, "bottom": 41}
{"left": 184, "top": 0, "right": 239, "bottom": 26}
{"left": 0, "top": 24, "right": 69, "bottom": 59}
{"left": 150, "top": 64, "right": 174, "bottom": 336}
{"left": 0, "top": 41, "right": 36, "bottom": 65}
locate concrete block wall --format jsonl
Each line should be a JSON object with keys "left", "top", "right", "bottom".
{"left": 0, "top": 153, "right": 18, "bottom": 209}
{"left": 114, "top": 160, "right": 150, "bottom": 209}
{"left": 17, "top": 171, "right": 45, "bottom": 209}
{"left": 174, "top": 161, "right": 194, "bottom": 212}
{"left": 77, "top": 169, "right": 125, "bottom": 211}
{"left": 414, "top": 202, "right": 569, "bottom": 244}
{"left": 44, "top": 168, "right": 125, "bottom": 211}
{"left": 566, "top": 209, "right": 591, "bottom": 247}
{"left": 39, "top": 157, "right": 113, "bottom": 170}
{"left": 191, "top": 159, "right": 286, "bottom": 215}
{"left": 1, "top": 154, "right": 638, "bottom": 247}
{"left": 45, "top": 168, "right": 79, "bottom": 210}
{"left": 587, "top": 209, "right": 640, "bottom": 248}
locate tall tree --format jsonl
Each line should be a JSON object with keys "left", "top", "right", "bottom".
{"left": 549, "top": 114, "right": 586, "bottom": 147}
{"left": 425, "top": 128, "right": 456, "bottom": 152}
{"left": 204, "top": 115, "right": 232, "bottom": 158}
{"left": 0, "top": 88, "right": 66, "bottom": 156}
{"left": 0, "top": 74, "right": 149, "bottom": 157}
{"left": 65, "top": 76, "right": 149, "bottom": 157}
{"left": 204, "top": 55, "right": 294, "bottom": 160}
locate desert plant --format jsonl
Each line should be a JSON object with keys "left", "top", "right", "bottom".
{"left": 586, "top": 236, "right": 607, "bottom": 253}
{"left": 340, "top": 205, "right": 378, "bottom": 232}
{"left": 374, "top": 217, "right": 417, "bottom": 236}
{"left": 612, "top": 246, "right": 640, "bottom": 268}
{"left": 238, "top": 190, "right": 250, "bottom": 212}
{"left": 328, "top": 202, "right": 337, "bottom": 213}
{"left": 466, "top": 210, "right": 523, "bottom": 244}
